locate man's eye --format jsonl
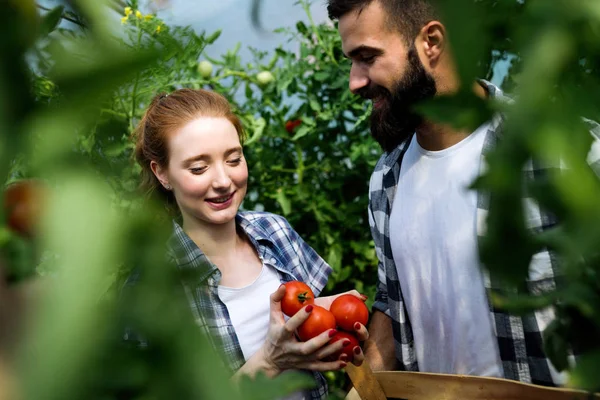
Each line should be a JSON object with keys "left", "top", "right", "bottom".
{"left": 360, "top": 55, "right": 375, "bottom": 64}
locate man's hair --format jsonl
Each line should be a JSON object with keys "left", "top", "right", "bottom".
{"left": 327, "top": 0, "right": 438, "bottom": 42}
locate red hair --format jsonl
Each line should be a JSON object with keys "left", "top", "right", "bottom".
{"left": 133, "top": 89, "right": 246, "bottom": 206}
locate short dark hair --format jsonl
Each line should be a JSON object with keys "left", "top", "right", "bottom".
{"left": 327, "top": 0, "right": 438, "bottom": 43}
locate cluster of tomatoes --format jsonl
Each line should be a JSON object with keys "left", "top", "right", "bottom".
{"left": 281, "top": 281, "right": 369, "bottom": 362}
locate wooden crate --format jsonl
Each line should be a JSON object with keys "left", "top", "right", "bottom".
{"left": 344, "top": 363, "right": 600, "bottom": 400}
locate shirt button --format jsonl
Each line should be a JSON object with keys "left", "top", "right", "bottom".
{"left": 270, "top": 258, "right": 277, "bottom": 264}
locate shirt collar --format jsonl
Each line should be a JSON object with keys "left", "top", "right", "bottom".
{"left": 166, "top": 213, "right": 277, "bottom": 283}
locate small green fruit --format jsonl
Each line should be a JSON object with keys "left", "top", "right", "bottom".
{"left": 256, "top": 71, "right": 274, "bottom": 87}
{"left": 197, "top": 60, "right": 213, "bottom": 78}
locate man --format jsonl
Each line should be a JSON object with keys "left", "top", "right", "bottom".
{"left": 327, "top": 0, "right": 600, "bottom": 387}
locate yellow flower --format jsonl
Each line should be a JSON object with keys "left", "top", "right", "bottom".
{"left": 135, "top": 10, "right": 142, "bottom": 19}
{"left": 121, "top": 16, "right": 128, "bottom": 24}
{"left": 124, "top": 7, "right": 132, "bottom": 16}
{"left": 144, "top": 14, "right": 153, "bottom": 21}
{"left": 155, "top": 24, "right": 162, "bottom": 33}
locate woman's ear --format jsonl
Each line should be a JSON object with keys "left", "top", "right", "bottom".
{"left": 418, "top": 20, "right": 446, "bottom": 65}
{"left": 150, "top": 161, "right": 171, "bottom": 190}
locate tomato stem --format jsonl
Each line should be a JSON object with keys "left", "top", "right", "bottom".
{"left": 297, "top": 291, "right": 312, "bottom": 303}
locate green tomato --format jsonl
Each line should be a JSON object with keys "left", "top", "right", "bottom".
{"left": 197, "top": 60, "right": 213, "bottom": 78}
{"left": 256, "top": 71, "right": 274, "bottom": 87}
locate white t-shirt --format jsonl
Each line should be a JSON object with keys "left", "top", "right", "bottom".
{"left": 389, "top": 123, "right": 503, "bottom": 377}
{"left": 218, "top": 264, "right": 312, "bottom": 400}
{"left": 218, "top": 263, "right": 282, "bottom": 360}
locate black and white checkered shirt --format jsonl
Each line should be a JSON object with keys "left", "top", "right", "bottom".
{"left": 368, "top": 80, "right": 600, "bottom": 385}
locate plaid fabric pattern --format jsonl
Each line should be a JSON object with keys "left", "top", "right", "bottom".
{"left": 368, "top": 80, "right": 600, "bottom": 385}
{"left": 126, "top": 211, "right": 332, "bottom": 400}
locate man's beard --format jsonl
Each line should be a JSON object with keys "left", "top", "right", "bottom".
{"left": 357, "top": 45, "right": 437, "bottom": 153}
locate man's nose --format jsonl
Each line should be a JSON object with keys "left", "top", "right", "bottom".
{"left": 349, "top": 63, "right": 369, "bottom": 94}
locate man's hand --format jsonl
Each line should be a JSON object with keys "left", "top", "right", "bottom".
{"left": 313, "top": 290, "right": 368, "bottom": 311}
{"left": 362, "top": 310, "right": 398, "bottom": 371}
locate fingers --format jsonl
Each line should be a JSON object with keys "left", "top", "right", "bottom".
{"left": 282, "top": 304, "right": 313, "bottom": 333}
{"left": 342, "top": 290, "right": 368, "bottom": 302}
{"left": 353, "top": 322, "right": 369, "bottom": 342}
{"left": 300, "top": 328, "right": 339, "bottom": 358}
{"left": 270, "top": 284, "right": 286, "bottom": 304}
{"left": 351, "top": 345, "right": 364, "bottom": 366}
{"left": 269, "top": 285, "right": 287, "bottom": 324}
{"left": 312, "top": 332, "right": 348, "bottom": 360}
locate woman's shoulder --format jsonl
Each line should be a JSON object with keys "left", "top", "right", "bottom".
{"left": 238, "top": 211, "right": 293, "bottom": 234}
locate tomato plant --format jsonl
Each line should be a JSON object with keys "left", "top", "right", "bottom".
{"left": 327, "top": 331, "right": 360, "bottom": 363}
{"left": 281, "top": 281, "right": 315, "bottom": 317}
{"left": 329, "top": 294, "right": 369, "bottom": 332}
{"left": 296, "top": 305, "right": 336, "bottom": 342}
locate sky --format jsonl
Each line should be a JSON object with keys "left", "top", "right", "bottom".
{"left": 40, "top": 0, "right": 508, "bottom": 84}
{"left": 156, "top": 0, "right": 331, "bottom": 61}
{"left": 154, "top": 0, "right": 508, "bottom": 85}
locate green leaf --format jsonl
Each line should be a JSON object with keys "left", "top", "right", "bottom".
{"left": 206, "top": 29, "right": 222, "bottom": 44}
{"left": 309, "top": 98, "right": 321, "bottom": 113}
{"left": 567, "top": 349, "right": 600, "bottom": 392}
{"left": 39, "top": 5, "right": 64, "bottom": 37}
{"left": 291, "top": 124, "right": 312, "bottom": 141}
{"left": 237, "top": 370, "right": 315, "bottom": 400}
{"left": 275, "top": 188, "right": 292, "bottom": 216}
{"left": 490, "top": 291, "right": 558, "bottom": 316}
{"left": 543, "top": 319, "right": 570, "bottom": 372}
{"left": 245, "top": 117, "right": 266, "bottom": 146}
{"left": 48, "top": 40, "right": 160, "bottom": 106}
{"left": 296, "top": 21, "right": 308, "bottom": 35}
{"left": 413, "top": 90, "right": 493, "bottom": 132}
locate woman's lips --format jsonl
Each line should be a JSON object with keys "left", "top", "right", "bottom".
{"left": 205, "top": 192, "right": 235, "bottom": 210}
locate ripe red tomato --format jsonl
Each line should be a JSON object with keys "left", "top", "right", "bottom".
{"left": 327, "top": 331, "right": 360, "bottom": 362}
{"left": 296, "top": 305, "right": 336, "bottom": 342}
{"left": 330, "top": 294, "right": 369, "bottom": 332}
{"left": 281, "top": 281, "right": 315, "bottom": 317}
{"left": 285, "top": 119, "right": 302, "bottom": 134}
{"left": 3, "top": 180, "right": 45, "bottom": 238}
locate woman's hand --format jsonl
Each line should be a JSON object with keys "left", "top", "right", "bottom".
{"left": 314, "top": 290, "right": 370, "bottom": 366}
{"left": 239, "top": 285, "right": 350, "bottom": 379}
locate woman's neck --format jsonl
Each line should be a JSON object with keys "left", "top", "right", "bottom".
{"left": 182, "top": 217, "right": 240, "bottom": 259}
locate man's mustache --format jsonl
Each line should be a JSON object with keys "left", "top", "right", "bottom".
{"left": 355, "top": 85, "right": 390, "bottom": 101}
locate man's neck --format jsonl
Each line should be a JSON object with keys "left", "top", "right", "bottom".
{"left": 415, "top": 81, "right": 489, "bottom": 151}
{"left": 415, "top": 122, "right": 471, "bottom": 151}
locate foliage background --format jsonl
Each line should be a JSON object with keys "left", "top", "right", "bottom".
{"left": 1, "top": 0, "right": 599, "bottom": 399}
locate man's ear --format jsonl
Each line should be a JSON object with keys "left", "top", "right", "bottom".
{"left": 418, "top": 21, "right": 446, "bottom": 65}
{"left": 150, "top": 161, "right": 171, "bottom": 190}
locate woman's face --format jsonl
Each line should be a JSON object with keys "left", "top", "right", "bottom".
{"left": 153, "top": 117, "right": 248, "bottom": 228}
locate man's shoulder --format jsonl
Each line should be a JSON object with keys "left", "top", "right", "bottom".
{"left": 369, "top": 138, "right": 411, "bottom": 193}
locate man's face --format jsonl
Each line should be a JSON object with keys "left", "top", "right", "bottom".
{"left": 338, "top": 1, "right": 437, "bottom": 152}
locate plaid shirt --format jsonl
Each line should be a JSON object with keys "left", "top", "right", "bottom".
{"left": 126, "top": 211, "right": 332, "bottom": 400}
{"left": 368, "top": 80, "right": 600, "bottom": 385}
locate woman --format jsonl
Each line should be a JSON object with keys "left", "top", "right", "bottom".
{"left": 131, "top": 89, "right": 368, "bottom": 399}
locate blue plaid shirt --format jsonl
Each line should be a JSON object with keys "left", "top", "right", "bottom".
{"left": 165, "top": 211, "right": 331, "bottom": 399}
{"left": 368, "top": 80, "right": 600, "bottom": 385}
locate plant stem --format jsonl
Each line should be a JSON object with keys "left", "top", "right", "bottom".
{"left": 295, "top": 143, "right": 305, "bottom": 185}
{"left": 300, "top": 0, "right": 338, "bottom": 66}
{"left": 129, "top": 21, "right": 143, "bottom": 131}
